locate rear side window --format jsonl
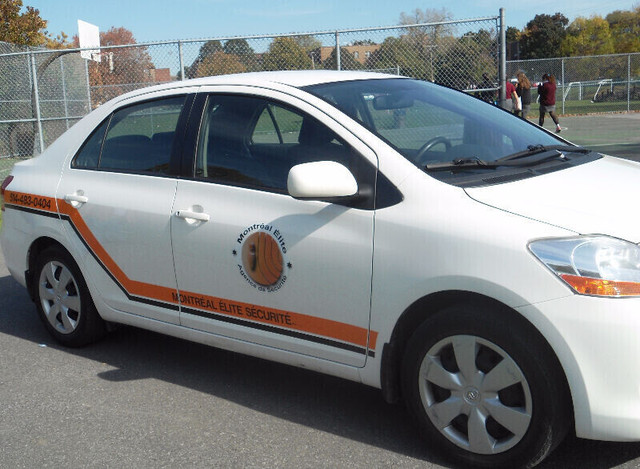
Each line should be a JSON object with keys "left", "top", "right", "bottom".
{"left": 73, "top": 120, "right": 108, "bottom": 169}
{"left": 72, "top": 96, "right": 186, "bottom": 174}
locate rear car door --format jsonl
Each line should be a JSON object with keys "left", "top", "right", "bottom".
{"left": 170, "top": 88, "right": 378, "bottom": 366}
{"left": 56, "top": 93, "right": 192, "bottom": 324}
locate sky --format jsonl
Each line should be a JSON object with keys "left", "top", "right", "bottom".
{"left": 28, "top": 0, "right": 639, "bottom": 44}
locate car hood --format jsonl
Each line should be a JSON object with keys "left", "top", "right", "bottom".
{"left": 464, "top": 156, "right": 640, "bottom": 243}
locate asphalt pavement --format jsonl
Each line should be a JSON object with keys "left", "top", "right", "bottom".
{"left": 2, "top": 250, "right": 640, "bottom": 468}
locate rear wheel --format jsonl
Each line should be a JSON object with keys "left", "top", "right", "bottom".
{"left": 34, "top": 246, "right": 106, "bottom": 347}
{"left": 401, "top": 304, "right": 570, "bottom": 468}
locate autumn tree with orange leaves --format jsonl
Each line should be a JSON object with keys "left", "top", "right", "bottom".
{"left": 74, "top": 27, "right": 155, "bottom": 105}
{"left": 0, "top": 0, "right": 67, "bottom": 48}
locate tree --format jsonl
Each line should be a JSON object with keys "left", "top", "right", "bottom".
{"left": 75, "top": 27, "right": 155, "bottom": 105}
{"left": 353, "top": 39, "right": 375, "bottom": 46}
{"left": 186, "top": 40, "right": 223, "bottom": 78}
{"left": 505, "top": 26, "right": 521, "bottom": 60}
{"left": 196, "top": 51, "right": 246, "bottom": 77}
{"left": 366, "top": 36, "right": 429, "bottom": 79}
{"left": 223, "top": 38, "right": 253, "bottom": 56}
{"left": 506, "top": 26, "right": 520, "bottom": 43}
{"left": 399, "top": 7, "right": 454, "bottom": 51}
{"left": 561, "top": 16, "right": 614, "bottom": 57}
{"left": 369, "top": 8, "right": 456, "bottom": 81}
{"left": 399, "top": 8, "right": 452, "bottom": 26}
{"left": 0, "top": 0, "right": 47, "bottom": 46}
{"left": 196, "top": 39, "right": 223, "bottom": 58}
{"left": 262, "top": 37, "right": 311, "bottom": 71}
{"left": 436, "top": 30, "right": 497, "bottom": 89}
{"left": 292, "top": 35, "right": 322, "bottom": 52}
{"left": 519, "top": 13, "right": 569, "bottom": 59}
{"left": 45, "top": 31, "right": 71, "bottom": 49}
{"left": 606, "top": 7, "right": 640, "bottom": 53}
{"left": 322, "top": 47, "right": 362, "bottom": 70}
{"left": 223, "top": 38, "right": 257, "bottom": 70}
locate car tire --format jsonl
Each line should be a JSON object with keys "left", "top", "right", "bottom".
{"left": 34, "top": 246, "right": 106, "bottom": 347}
{"left": 401, "top": 303, "right": 570, "bottom": 468}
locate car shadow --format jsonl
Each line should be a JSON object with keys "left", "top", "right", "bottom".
{"left": 1, "top": 273, "right": 640, "bottom": 468}
{"left": 0, "top": 274, "right": 442, "bottom": 465}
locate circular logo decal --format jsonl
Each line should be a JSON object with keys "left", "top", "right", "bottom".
{"left": 241, "top": 232, "right": 284, "bottom": 287}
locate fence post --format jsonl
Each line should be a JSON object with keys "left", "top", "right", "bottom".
{"left": 561, "top": 58, "right": 565, "bottom": 115}
{"left": 335, "top": 31, "right": 341, "bottom": 71}
{"left": 499, "top": 8, "right": 506, "bottom": 108}
{"left": 84, "top": 58, "right": 92, "bottom": 112}
{"left": 30, "top": 53, "right": 45, "bottom": 154}
{"left": 628, "top": 54, "right": 631, "bottom": 113}
{"left": 179, "top": 41, "right": 185, "bottom": 80}
{"left": 60, "top": 56, "right": 70, "bottom": 130}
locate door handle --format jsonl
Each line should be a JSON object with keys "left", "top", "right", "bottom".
{"left": 175, "top": 210, "right": 210, "bottom": 222}
{"left": 64, "top": 193, "right": 88, "bottom": 207}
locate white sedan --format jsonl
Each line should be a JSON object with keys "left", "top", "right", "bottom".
{"left": 2, "top": 70, "right": 640, "bottom": 468}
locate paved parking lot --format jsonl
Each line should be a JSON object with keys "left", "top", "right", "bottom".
{"left": 541, "top": 112, "right": 640, "bottom": 161}
{"left": 3, "top": 250, "right": 640, "bottom": 468}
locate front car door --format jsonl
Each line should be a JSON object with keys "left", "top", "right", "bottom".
{"left": 171, "top": 88, "right": 378, "bottom": 366}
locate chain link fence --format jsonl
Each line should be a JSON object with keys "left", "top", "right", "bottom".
{"left": 1, "top": 14, "right": 501, "bottom": 174}
{"left": 4, "top": 15, "right": 640, "bottom": 186}
{"left": 507, "top": 53, "right": 640, "bottom": 115}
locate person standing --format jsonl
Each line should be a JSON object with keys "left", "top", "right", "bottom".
{"left": 515, "top": 71, "right": 532, "bottom": 119}
{"left": 504, "top": 79, "right": 519, "bottom": 112}
{"left": 538, "top": 74, "right": 561, "bottom": 132}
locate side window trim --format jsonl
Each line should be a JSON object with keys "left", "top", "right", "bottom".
{"left": 181, "top": 92, "right": 208, "bottom": 178}
{"left": 266, "top": 104, "right": 284, "bottom": 144}
{"left": 96, "top": 114, "right": 112, "bottom": 168}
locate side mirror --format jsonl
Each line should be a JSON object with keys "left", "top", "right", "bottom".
{"left": 287, "top": 161, "right": 358, "bottom": 200}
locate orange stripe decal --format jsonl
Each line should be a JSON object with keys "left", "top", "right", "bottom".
{"left": 6, "top": 190, "right": 378, "bottom": 352}
{"left": 5, "top": 191, "right": 57, "bottom": 213}
{"left": 174, "top": 289, "right": 374, "bottom": 348}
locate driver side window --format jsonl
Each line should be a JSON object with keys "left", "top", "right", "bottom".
{"left": 195, "top": 94, "right": 362, "bottom": 194}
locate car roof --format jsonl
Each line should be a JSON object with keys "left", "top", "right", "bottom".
{"left": 113, "top": 70, "right": 403, "bottom": 103}
{"left": 190, "top": 70, "right": 400, "bottom": 87}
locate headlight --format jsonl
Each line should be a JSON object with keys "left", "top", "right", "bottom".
{"left": 529, "top": 236, "right": 640, "bottom": 297}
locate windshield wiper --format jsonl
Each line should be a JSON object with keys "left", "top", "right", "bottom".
{"left": 495, "top": 144, "right": 590, "bottom": 164}
{"left": 425, "top": 157, "right": 494, "bottom": 170}
{"left": 425, "top": 144, "right": 590, "bottom": 171}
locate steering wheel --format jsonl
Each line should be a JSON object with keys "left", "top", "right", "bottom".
{"left": 415, "top": 136, "right": 452, "bottom": 164}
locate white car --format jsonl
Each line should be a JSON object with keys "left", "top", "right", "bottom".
{"left": 2, "top": 71, "right": 640, "bottom": 468}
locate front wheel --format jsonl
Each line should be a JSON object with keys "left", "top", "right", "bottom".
{"left": 401, "top": 304, "right": 570, "bottom": 468}
{"left": 34, "top": 246, "right": 106, "bottom": 347}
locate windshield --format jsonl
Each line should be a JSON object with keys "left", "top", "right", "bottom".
{"left": 303, "top": 78, "right": 567, "bottom": 168}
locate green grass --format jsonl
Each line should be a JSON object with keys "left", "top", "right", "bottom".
{"left": 557, "top": 99, "right": 640, "bottom": 116}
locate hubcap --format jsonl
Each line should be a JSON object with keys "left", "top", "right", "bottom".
{"left": 418, "top": 335, "right": 532, "bottom": 455}
{"left": 38, "top": 260, "right": 82, "bottom": 334}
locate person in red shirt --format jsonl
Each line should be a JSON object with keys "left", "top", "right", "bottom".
{"left": 503, "top": 80, "right": 518, "bottom": 111}
{"left": 538, "top": 74, "right": 561, "bottom": 132}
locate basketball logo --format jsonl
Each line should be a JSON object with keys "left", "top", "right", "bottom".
{"left": 241, "top": 232, "right": 284, "bottom": 286}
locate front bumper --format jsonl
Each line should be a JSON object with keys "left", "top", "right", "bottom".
{"left": 518, "top": 294, "right": 640, "bottom": 441}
